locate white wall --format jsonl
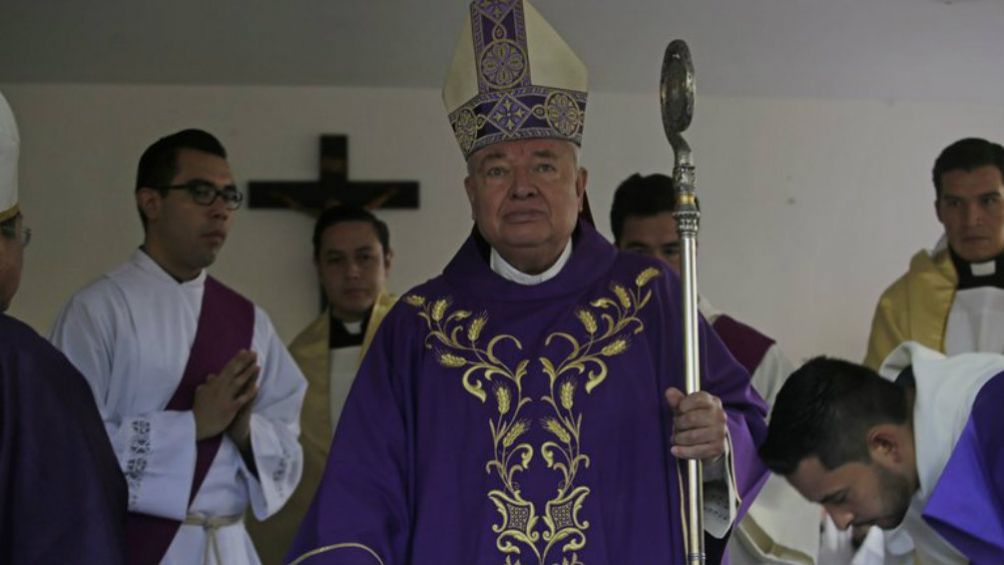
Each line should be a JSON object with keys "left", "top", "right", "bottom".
{"left": 3, "top": 83, "right": 1003, "bottom": 365}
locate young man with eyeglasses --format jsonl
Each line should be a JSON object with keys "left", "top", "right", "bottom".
{"left": 51, "top": 129, "right": 306, "bottom": 565}
{"left": 0, "top": 91, "right": 127, "bottom": 564}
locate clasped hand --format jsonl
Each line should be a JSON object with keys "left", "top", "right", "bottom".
{"left": 193, "top": 349, "right": 260, "bottom": 450}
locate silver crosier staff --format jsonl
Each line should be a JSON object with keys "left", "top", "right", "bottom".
{"left": 660, "top": 39, "right": 704, "bottom": 565}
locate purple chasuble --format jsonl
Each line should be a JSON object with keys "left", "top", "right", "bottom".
{"left": 923, "top": 371, "right": 1004, "bottom": 564}
{"left": 289, "top": 222, "right": 768, "bottom": 565}
{"left": 0, "top": 313, "right": 127, "bottom": 565}
{"left": 124, "top": 276, "right": 254, "bottom": 565}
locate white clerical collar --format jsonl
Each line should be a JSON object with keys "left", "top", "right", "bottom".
{"left": 969, "top": 259, "right": 996, "bottom": 277}
{"left": 490, "top": 241, "right": 572, "bottom": 286}
{"left": 132, "top": 248, "right": 207, "bottom": 287}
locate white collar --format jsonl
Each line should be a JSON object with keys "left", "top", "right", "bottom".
{"left": 490, "top": 241, "right": 572, "bottom": 286}
{"left": 131, "top": 248, "right": 207, "bottom": 287}
{"left": 932, "top": 233, "right": 998, "bottom": 275}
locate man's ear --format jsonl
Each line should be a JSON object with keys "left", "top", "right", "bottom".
{"left": 866, "top": 423, "right": 908, "bottom": 464}
{"left": 384, "top": 248, "right": 394, "bottom": 272}
{"left": 136, "top": 187, "right": 162, "bottom": 225}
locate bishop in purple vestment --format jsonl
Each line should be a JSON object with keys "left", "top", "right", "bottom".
{"left": 287, "top": 2, "right": 768, "bottom": 563}
{"left": 0, "top": 315, "right": 128, "bottom": 565}
{"left": 0, "top": 89, "right": 126, "bottom": 565}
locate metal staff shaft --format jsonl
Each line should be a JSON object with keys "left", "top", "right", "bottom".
{"left": 660, "top": 39, "right": 704, "bottom": 564}
{"left": 673, "top": 137, "right": 704, "bottom": 564}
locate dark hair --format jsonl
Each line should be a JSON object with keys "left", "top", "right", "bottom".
{"left": 932, "top": 137, "right": 1004, "bottom": 198}
{"left": 135, "top": 129, "right": 227, "bottom": 229}
{"left": 312, "top": 205, "right": 390, "bottom": 260}
{"left": 609, "top": 173, "right": 676, "bottom": 244}
{"left": 759, "top": 356, "right": 910, "bottom": 475}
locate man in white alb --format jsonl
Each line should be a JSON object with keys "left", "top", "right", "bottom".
{"left": 51, "top": 129, "right": 306, "bottom": 565}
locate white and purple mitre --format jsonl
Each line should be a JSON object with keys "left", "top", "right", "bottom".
{"left": 0, "top": 91, "right": 19, "bottom": 222}
{"left": 442, "top": 0, "right": 588, "bottom": 158}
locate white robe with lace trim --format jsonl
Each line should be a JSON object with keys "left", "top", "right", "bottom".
{"left": 51, "top": 250, "right": 306, "bottom": 565}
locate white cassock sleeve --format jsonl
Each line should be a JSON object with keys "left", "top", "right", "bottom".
{"left": 704, "top": 340, "right": 795, "bottom": 538}
{"left": 703, "top": 433, "right": 738, "bottom": 538}
{"left": 50, "top": 287, "right": 198, "bottom": 521}
{"left": 240, "top": 306, "right": 306, "bottom": 519}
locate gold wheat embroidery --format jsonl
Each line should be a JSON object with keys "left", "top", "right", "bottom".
{"left": 410, "top": 295, "right": 541, "bottom": 560}
{"left": 405, "top": 266, "right": 661, "bottom": 565}
{"left": 532, "top": 266, "right": 662, "bottom": 563}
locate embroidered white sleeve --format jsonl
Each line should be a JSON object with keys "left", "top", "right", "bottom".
{"left": 116, "top": 411, "right": 198, "bottom": 518}
{"left": 50, "top": 287, "right": 197, "bottom": 520}
{"left": 241, "top": 307, "right": 307, "bottom": 519}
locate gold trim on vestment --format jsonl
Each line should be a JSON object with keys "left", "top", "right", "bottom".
{"left": 286, "top": 542, "right": 384, "bottom": 565}
{"left": 405, "top": 266, "right": 662, "bottom": 564}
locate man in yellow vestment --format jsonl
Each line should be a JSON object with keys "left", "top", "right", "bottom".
{"left": 866, "top": 137, "right": 1004, "bottom": 369}
{"left": 248, "top": 206, "right": 396, "bottom": 565}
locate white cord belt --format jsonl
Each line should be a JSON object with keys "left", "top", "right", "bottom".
{"left": 183, "top": 512, "right": 243, "bottom": 565}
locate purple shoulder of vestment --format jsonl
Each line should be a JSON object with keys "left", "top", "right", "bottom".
{"left": 923, "top": 370, "right": 1004, "bottom": 564}
{"left": 0, "top": 313, "right": 127, "bottom": 565}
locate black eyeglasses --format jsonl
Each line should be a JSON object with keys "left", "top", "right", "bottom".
{"left": 158, "top": 180, "right": 244, "bottom": 210}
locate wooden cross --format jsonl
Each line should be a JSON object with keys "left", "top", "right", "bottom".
{"left": 247, "top": 135, "right": 419, "bottom": 215}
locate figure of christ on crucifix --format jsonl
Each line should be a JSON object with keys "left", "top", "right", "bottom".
{"left": 248, "top": 135, "right": 419, "bottom": 215}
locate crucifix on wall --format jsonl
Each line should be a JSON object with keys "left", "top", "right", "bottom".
{"left": 247, "top": 135, "right": 419, "bottom": 215}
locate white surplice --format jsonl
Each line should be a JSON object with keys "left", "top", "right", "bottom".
{"left": 50, "top": 250, "right": 306, "bottom": 565}
{"left": 328, "top": 341, "right": 362, "bottom": 436}
{"left": 930, "top": 235, "right": 1004, "bottom": 356}
{"left": 876, "top": 341, "right": 1004, "bottom": 565}
{"left": 945, "top": 281, "right": 1004, "bottom": 357}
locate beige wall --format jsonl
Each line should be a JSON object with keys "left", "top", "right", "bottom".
{"left": 3, "top": 83, "right": 1003, "bottom": 364}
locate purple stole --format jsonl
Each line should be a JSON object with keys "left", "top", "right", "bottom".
{"left": 923, "top": 371, "right": 1004, "bottom": 563}
{"left": 125, "top": 277, "right": 254, "bottom": 565}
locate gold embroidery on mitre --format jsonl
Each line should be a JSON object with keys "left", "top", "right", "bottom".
{"left": 406, "top": 267, "right": 661, "bottom": 564}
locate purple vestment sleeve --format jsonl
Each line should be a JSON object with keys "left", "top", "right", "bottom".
{"left": 288, "top": 223, "right": 768, "bottom": 565}
{"left": 923, "top": 371, "right": 1004, "bottom": 564}
{"left": 694, "top": 303, "right": 770, "bottom": 565}
{"left": 0, "top": 314, "right": 127, "bottom": 565}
